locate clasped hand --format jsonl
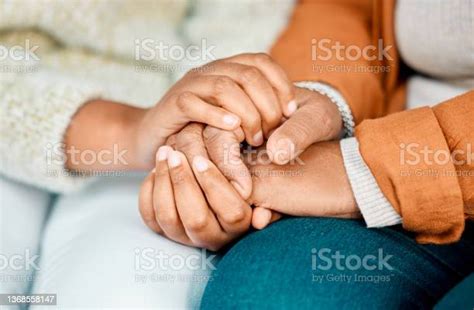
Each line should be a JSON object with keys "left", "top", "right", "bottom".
{"left": 139, "top": 55, "right": 358, "bottom": 251}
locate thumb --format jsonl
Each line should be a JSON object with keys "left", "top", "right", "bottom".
{"left": 266, "top": 103, "right": 340, "bottom": 165}
{"left": 252, "top": 207, "right": 282, "bottom": 229}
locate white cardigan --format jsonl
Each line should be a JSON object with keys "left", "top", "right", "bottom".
{"left": 0, "top": 0, "right": 294, "bottom": 192}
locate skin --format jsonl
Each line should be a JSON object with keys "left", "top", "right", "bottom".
{"left": 139, "top": 146, "right": 252, "bottom": 251}
{"left": 134, "top": 81, "right": 348, "bottom": 250}
{"left": 63, "top": 52, "right": 348, "bottom": 250}
{"left": 139, "top": 135, "right": 360, "bottom": 251}
{"left": 138, "top": 86, "right": 350, "bottom": 250}
{"left": 65, "top": 53, "right": 295, "bottom": 172}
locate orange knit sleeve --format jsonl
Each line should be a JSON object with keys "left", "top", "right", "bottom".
{"left": 270, "top": 0, "right": 390, "bottom": 123}
{"left": 355, "top": 91, "right": 474, "bottom": 244}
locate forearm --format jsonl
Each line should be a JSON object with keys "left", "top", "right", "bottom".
{"left": 64, "top": 100, "right": 149, "bottom": 172}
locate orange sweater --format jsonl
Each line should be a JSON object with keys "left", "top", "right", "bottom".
{"left": 271, "top": 0, "right": 473, "bottom": 244}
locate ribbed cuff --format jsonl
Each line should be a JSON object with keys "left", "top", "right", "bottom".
{"left": 340, "top": 137, "right": 402, "bottom": 228}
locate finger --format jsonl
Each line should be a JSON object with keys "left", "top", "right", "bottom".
{"left": 167, "top": 150, "right": 228, "bottom": 251}
{"left": 153, "top": 146, "right": 192, "bottom": 245}
{"left": 175, "top": 123, "right": 208, "bottom": 162}
{"left": 203, "top": 126, "right": 252, "bottom": 199}
{"left": 266, "top": 104, "right": 337, "bottom": 164}
{"left": 185, "top": 75, "right": 264, "bottom": 146}
{"left": 225, "top": 53, "right": 296, "bottom": 117}
{"left": 174, "top": 124, "right": 249, "bottom": 199}
{"left": 174, "top": 91, "right": 241, "bottom": 131}
{"left": 204, "top": 62, "right": 282, "bottom": 136}
{"left": 191, "top": 155, "right": 252, "bottom": 235}
{"left": 233, "top": 127, "right": 245, "bottom": 142}
{"left": 251, "top": 207, "right": 282, "bottom": 230}
{"left": 138, "top": 170, "right": 163, "bottom": 234}
{"left": 165, "top": 134, "right": 177, "bottom": 148}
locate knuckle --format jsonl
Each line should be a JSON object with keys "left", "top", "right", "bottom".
{"left": 177, "top": 129, "right": 203, "bottom": 152}
{"left": 187, "top": 215, "right": 209, "bottom": 232}
{"left": 176, "top": 92, "right": 193, "bottom": 113}
{"left": 241, "top": 67, "right": 262, "bottom": 83}
{"left": 213, "top": 76, "right": 234, "bottom": 95}
{"left": 203, "top": 126, "right": 225, "bottom": 145}
{"left": 165, "top": 134, "right": 177, "bottom": 148}
{"left": 254, "top": 53, "right": 272, "bottom": 64}
{"left": 279, "top": 83, "right": 293, "bottom": 101}
{"left": 264, "top": 109, "right": 281, "bottom": 127}
{"left": 244, "top": 112, "right": 261, "bottom": 130}
{"left": 157, "top": 209, "right": 178, "bottom": 227}
{"left": 313, "top": 108, "right": 336, "bottom": 138}
{"left": 170, "top": 167, "right": 188, "bottom": 185}
{"left": 221, "top": 206, "right": 248, "bottom": 225}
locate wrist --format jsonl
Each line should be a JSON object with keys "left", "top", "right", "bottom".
{"left": 294, "top": 81, "right": 354, "bottom": 137}
{"left": 65, "top": 99, "right": 148, "bottom": 171}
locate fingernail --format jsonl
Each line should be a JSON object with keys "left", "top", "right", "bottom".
{"left": 287, "top": 100, "right": 297, "bottom": 115}
{"left": 223, "top": 114, "right": 239, "bottom": 127}
{"left": 253, "top": 130, "right": 264, "bottom": 145}
{"left": 168, "top": 151, "right": 182, "bottom": 168}
{"left": 193, "top": 156, "right": 209, "bottom": 172}
{"left": 157, "top": 146, "right": 171, "bottom": 161}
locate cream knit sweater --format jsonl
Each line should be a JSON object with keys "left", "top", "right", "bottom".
{"left": 0, "top": 0, "right": 294, "bottom": 193}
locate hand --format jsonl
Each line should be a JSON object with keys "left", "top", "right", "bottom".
{"left": 135, "top": 53, "right": 295, "bottom": 168}
{"left": 248, "top": 141, "right": 360, "bottom": 228}
{"left": 66, "top": 53, "right": 294, "bottom": 172}
{"left": 165, "top": 123, "right": 252, "bottom": 199}
{"left": 138, "top": 145, "right": 252, "bottom": 251}
{"left": 266, "top": 86, "right": 343, "bottom": 165}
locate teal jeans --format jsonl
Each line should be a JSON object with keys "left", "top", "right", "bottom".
{"left": 201, "top": 218, "right": 474, "bottom": 309}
